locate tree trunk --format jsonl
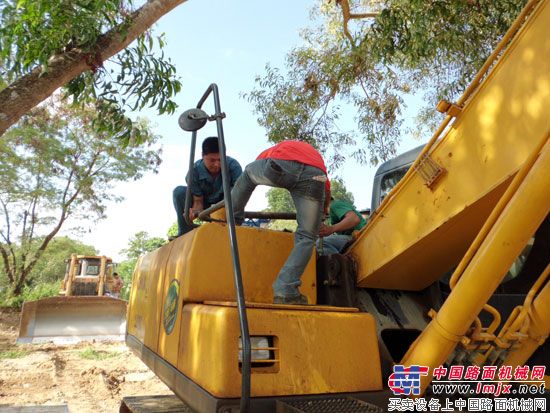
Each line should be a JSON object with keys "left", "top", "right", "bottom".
{"left": 0, "top": 0, "right": 187, "bottom": 137}
{"left": 12, "top": 281, "right": 23, "bottom": 296}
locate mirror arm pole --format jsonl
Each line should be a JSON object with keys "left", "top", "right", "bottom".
{"left": 183, "top": 130, "right": 198, "bottom": 227}
{"left": 210, "top": 83, "right": 251, "bottom": 413}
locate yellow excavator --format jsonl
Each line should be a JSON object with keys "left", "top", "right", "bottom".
{"left": 18, "top": 254, "right": 127, "bottom": 344}
{"left": 124, "top": 0, "right": 549, "bottom": 411}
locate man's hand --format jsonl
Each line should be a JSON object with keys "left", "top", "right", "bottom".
{"left": 188, "top": 208, "right": 203, "bottom": 222}
{"left": 189, "top": 195, "right": 204, "bottom": 222}
{"left": 318, "top": 223, "right": 334, "bottom": 237}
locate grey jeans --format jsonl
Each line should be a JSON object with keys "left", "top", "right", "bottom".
{"left": 231, "top": 158, "right": 326, "bottom": 298}
{"left": 317, "top": 234, "right": 352, "bottom": 255}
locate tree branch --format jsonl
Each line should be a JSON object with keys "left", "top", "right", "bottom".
{"left": 0, "top": 198, "right": 12, "bottom": 245}
{"left": 0, "top": 0, "right": 187, "bottom": 136}
{"left": 335, "top": 0, "right": 379, "bottom": 48}
{"left": 28, "top": 191, "right": 38, "bottom": 241}
{"left": 0, "top": 197, "right": 19, "bottom": 282}
{"left": 358, "top": 77, "right": 372, "bottom": 100}
{"left": 17, "top": 174, "right": 44, "bottom": 280}
{"left": 307, "top": 96, "right": 332, "bottom": 138}
{"left": 21, "top": 210, "right": 28, "bottom": 243}
{"left": 61, "top": 169, "right": 76, "bottom": 207}
{"left": 0, "top": 244, "right": 14, "bottom": 283}
{"left": 89, "top": 158, "right": 112, "bottom": 179}
{"left": 17, "top": 149, "right": 101, "bottom": 285}
{"left": 17, "top": 196, "right": 74, "bottom": 290}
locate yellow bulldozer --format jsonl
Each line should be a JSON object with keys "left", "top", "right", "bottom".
{"left": 124, "top": 1, "right": 549, "bottom": 411}
{"left": 18, "top": 254, "right": 127, "bottom": 344}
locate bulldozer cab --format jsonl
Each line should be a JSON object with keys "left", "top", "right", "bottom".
{"left": 61, "top": 254, "right": 115, "bottom": 297}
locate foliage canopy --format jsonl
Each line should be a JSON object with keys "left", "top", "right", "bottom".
{"left": 245, "top": 0, "right": 526, "bottom": 167}
{"left": 117, "top": 230, "right": 166, "bottom": 300}
{"left": 120, "top": 230, "right": 166, "bottom": 260}
{"left": 0, "top": 0, "right": 183, "bottom": 140}
{"left": 0, "top": 100, "right": 161, "bottom": 295}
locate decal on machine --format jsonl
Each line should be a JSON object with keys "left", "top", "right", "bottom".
{"left": 163, "top": 279, "right": 179, "bottom": 335}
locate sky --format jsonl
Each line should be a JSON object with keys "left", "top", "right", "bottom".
{"left": 66, "top": 0, "right": 425, "bottom": 261}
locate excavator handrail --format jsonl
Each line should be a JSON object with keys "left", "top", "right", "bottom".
{"left": 198, "top": 201, "right": 297, "bottom": 222}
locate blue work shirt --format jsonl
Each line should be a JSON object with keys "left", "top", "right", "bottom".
{"left": 187, "top": 156, "right": 242, "bottom": 206}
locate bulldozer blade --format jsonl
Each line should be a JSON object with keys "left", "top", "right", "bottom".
{"left": 17, "top": 296, "right": 127, "bottom": 344}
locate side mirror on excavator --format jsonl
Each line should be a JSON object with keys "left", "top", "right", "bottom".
{"left": 178, "top": 108, "right": 208, "bottom": 132}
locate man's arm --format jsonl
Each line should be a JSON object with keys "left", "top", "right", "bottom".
{"left": 189, "top": 195, "right": 204, "bottom": 221}
{"left": 319, "top": 211, "right": 360, "bottom": 237}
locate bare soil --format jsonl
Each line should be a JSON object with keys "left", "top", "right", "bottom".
{"left": 0, "top": 307, "right": 172, "bottom": 412}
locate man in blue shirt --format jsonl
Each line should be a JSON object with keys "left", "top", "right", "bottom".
{"left": 172, "top": 137, "right": 242, "bottom": 236}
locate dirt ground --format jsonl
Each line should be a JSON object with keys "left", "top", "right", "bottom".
{"left": 0, "top": 307, "right": 173, "bottom": 412}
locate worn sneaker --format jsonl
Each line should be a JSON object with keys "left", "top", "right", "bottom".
{"left": 273, "top": 294, "right": 308, "bottom": 305}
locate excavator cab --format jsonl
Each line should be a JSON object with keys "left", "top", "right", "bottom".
{"left": 17, "top": 254, "right": 127, "bottom": 344}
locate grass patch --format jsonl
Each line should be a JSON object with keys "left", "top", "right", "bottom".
{"left": 78, "top": 347, "right": 119, "bottom": 360}
{"left": 0, "top": 349, "right": 30, "bottom": 359}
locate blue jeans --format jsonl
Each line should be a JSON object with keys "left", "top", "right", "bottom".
{"left": 317, "top": 234, "right": 352, "bottom": 255}
{"left": 173, "top": 186, "right": 194, "bottom": 236}
{"left": 231, "top": 158, "right": 326, "bottom": 298}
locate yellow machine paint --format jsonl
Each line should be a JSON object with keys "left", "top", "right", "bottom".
{"left": 348, "top": 0, "right": 550, "bottom": 291}
{"left": 127, "top": 224, "right": 376, "bottom": 397}
{"left": 126, "top": 1, "right": 549, "bottom": 410}
{"left": 127, "top": 224, "right": 316, "bottom": 351}
{"left": 400, "top": 133, "right": 550, "bottom": 393}
{"left": 176, "top": 303, "right": 378, "bottom": 397}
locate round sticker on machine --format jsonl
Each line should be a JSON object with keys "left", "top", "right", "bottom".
{"left": 163, "top": 279, "right": 179, "bottom": 335}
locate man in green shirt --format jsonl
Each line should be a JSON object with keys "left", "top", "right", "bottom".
{"left": 317, "top": 198, "right": 367, "bottom": 255}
